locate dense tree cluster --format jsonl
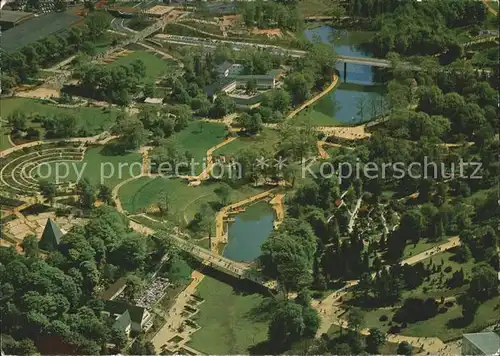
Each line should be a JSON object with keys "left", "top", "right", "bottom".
{"left": 348, "top": 0, "right": 410, "bottom": 17}
{"left": 267, "top": 294, "right": 319, "bottom": 352}
{"left": 370, "top": 1, "right": 487, "bottom": 58}
{"left": 1, "top": 12, "right": 112, "bottom": 93}
{"left": 75, "top": 59, "right": 146, "bottom": 106}
{"left": 0, "top": 207, "right": 176, "bottom": 354}
{"left": 239, "top": 1, "right": 303, "bottom": 32}
{"left": 6, "top": 109, "right": 110, "bottom": 140}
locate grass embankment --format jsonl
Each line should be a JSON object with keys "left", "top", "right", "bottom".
{"left": 0, "top": 125, "right": 12, "bottom": 150}
{"left": 187, "top": 275, "right": 271, "bottom": 354}
{"left": 326, "top": 325, "right": 419, "bottom": 355}
{"left": 361, "top": 249, "right": 499, "bottom": 342}
{"left": 168, "top": 122, "right": 228, "bottom": 174}
{"left": 0, "top": 98, "right": 119, "bottom": 140}
{"left": 35, "top": 145, "right": 141, "bottom": 188}
{"left": 214, "top": 129, "right": 281, "bottom": 157}
{"left": 105, "top": 50, "right": 177, "bottom": 81}
{"left": 297, "top": 0, "right": 337, "bottom": 17}
{"left": 118, "top": 177, "right": 264, "bottom": 225}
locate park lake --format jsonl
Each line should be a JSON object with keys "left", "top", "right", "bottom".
{"left": 223, "top": 201, "right": 275, "bottom": 262}
{"left": 302, "top": 25, "right": 387, "bottom": 125}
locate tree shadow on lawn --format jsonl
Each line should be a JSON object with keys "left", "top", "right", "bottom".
{"left": 184, "top": 257, "right": 271, "bottom": 296}
{"left": 100, "top": 142, "right": 132, "bottom": 156}
{"left": 447, "top": 316, "right": 473, "bottom": 329}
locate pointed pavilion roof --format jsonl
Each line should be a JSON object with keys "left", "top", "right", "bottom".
{"left": 39, "top": 218, "right": 64, "bottom": 251}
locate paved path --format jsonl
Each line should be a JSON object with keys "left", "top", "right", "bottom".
{"left": 214, "top": 188, "right": 280, "bottom": 248}
{"left": 287, "top": 74, "right": 339, "bottom": 120}
{"left": 482, "top": 0, "right": 499, "bottom": 15}
{"left": 0, "top": 132, "right": 113, "bottom": 157}
{"left": 313, "top": 236, "right": 461, "bottom": 351}
{"left": 151, "top": 270, "right": 206, "bottom": 353}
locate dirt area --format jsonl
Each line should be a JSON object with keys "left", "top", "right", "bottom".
{"left": 167, "top": 10, "right": 188, "bottom": 21}
{"left": 219, "top": 14, "right": 241, "bottom": 29}
{"left": 319, "top": 125, "right": 371, "bottom": 140}
{"left": 100, "top": 49, "right": 134, "bottom": 64}
{"left": 16, "top": 87, "right": 60, "bottom": 99}
{"left": 250, "top": 27, "right": 283, "bottom": 38}
{"left": 144, "top": 5, "right": 175, "bottom": 16}
{"left": 3, "top": 211, "right": 85, "bottom": 243}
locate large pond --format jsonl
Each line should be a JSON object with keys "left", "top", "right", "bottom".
{"left": 222, "top": 201, "right": 274, "bottom": 262}
{"left": 303, "top": 26, "right": 386, "bottom": 124}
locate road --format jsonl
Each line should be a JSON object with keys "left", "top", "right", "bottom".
{"left": 154, "top": 34, "right": 419, "bottom": 69}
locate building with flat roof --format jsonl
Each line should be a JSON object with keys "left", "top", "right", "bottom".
{"left": 0, "top": 10, "right": 34, "bottom": 29}
{"left": 102, "top": 300, "right": 153, "bottom": 337}
{"left": 462, "top": 332, "right": 500, "bottom": 355}
{"left": 205, "top": 63, "right": 284, "bottom": 102}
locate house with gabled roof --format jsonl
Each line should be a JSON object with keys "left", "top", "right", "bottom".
{"left": 102, "top": 300, "right": 153, "bottom": 337}
{"left": 462, "top": 332, "right": 500, "bottom": 355}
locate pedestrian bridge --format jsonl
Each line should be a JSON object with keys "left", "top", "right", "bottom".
{"left": 169, "top": 234, "right": 276, "bottom": 290}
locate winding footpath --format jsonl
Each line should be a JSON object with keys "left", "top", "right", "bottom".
{"left": 482, "top": 0, "right": 499, "bottom": 15}
{"left": 287, "top": 74, "right": 339, "bottom": 120}
{"left": 313, "top": 236, "right": 461, "bottom": 353}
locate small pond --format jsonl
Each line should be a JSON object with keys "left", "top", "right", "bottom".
{"left": 222, "top": 201, "right": 274, "bottom": 262}
{"left": 303, "top": 26, "right": 387, "bottom": 124}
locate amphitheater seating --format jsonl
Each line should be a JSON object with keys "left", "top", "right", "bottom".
{"left": 0, "top": 145, "right": 86, "bottom": 197}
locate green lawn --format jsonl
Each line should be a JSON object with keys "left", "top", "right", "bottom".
{"left": 297, "top": 0, "right": 340, "bottom": 17}
{"left": 187, "top": 275, "right": 271, "bottom": 354}
{"left": 402, "top": 239, "right": 445, "bottom": 260}
{"left": 488, "top": 1, "right": 499, "bottom": 10}
{"left": 326, "top": 323, "right": 419, "bottom": 355}
{"left": 35, "top": 145, "right": 141, "bottom": 188}
{"left": 362, "top": 296, "right": 499, "bottom": 343}
{"left": 168, "top": 122, "right": 228, "bottom": 174}
{"left": 214, "top": 129, "right": 281, "bottom": 157}
{"left": 105, "top": 50, "right": 175, "bottom": 81}
{"left": 361, "top": 249, "right": 498, "bottom": 342}
{"left": 402, "top": 249, "right": 476, "bottom": 299}
{"left": 400, "top": 297, "right": 499, "bottom": 342}
{"left": 0, "top": 98, "right": 119, "bottom": 137}
{"left": 117, "top": 177, "right": 264, "bottom": 225}
{"left": 0, "top": 124, "right": 12, "bottom": 150}
{"left": 291, "top": 106, "right": 342, "bottom": 126}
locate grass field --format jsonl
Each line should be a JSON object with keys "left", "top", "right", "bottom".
{"left": 363, "top": 296, "right": 499, "bottom": 342}
{"left": 106, "top": 50, "right": 177, "bottom": 81}
{"left": 187, "top": 275, "right": 271, "bottom": 354}
{"left": 0, "top": 98, "right": 119, "bottom": 137}
{"left": 291, "top": 105, "right": 342, "bottom": 126}
{"left": 169, "top": 122, "right": 228, "bottom": 174}
{"left": 181, "top": 20, "right": 224, "bottom": 36}
{"left": 36, "top": 145, "right": 141, "bottom": 188}
{"left": 214, "top": 129, "right": 281, "bottom": 157}
{"left": 117, "top": 177, "right": 264, "bottom": 225}
{"left": 0, "top": 125, "right": 12, "bottom": 150}
{"left": 297, "top": 0, "right": 338, "bottom": 17}
{"left": 402, "top": 239, "right": 445, "bottom": 260}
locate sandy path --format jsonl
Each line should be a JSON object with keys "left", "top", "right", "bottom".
{"left": 482, "top": 0, "right": 498, "bottom": 15}
{"left": 286, "top": 74, "right": 339, "bottom": 120}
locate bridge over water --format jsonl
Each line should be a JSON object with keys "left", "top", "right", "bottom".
{"left": 128, "top": 219, "right": 275, "bottom": 290}
{"left": 168, "top": 233, "right": 276, "bottom": 289}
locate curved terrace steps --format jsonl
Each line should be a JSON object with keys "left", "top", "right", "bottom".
{"left": 0, "top": 147, "right": 86, "bottom": 196}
